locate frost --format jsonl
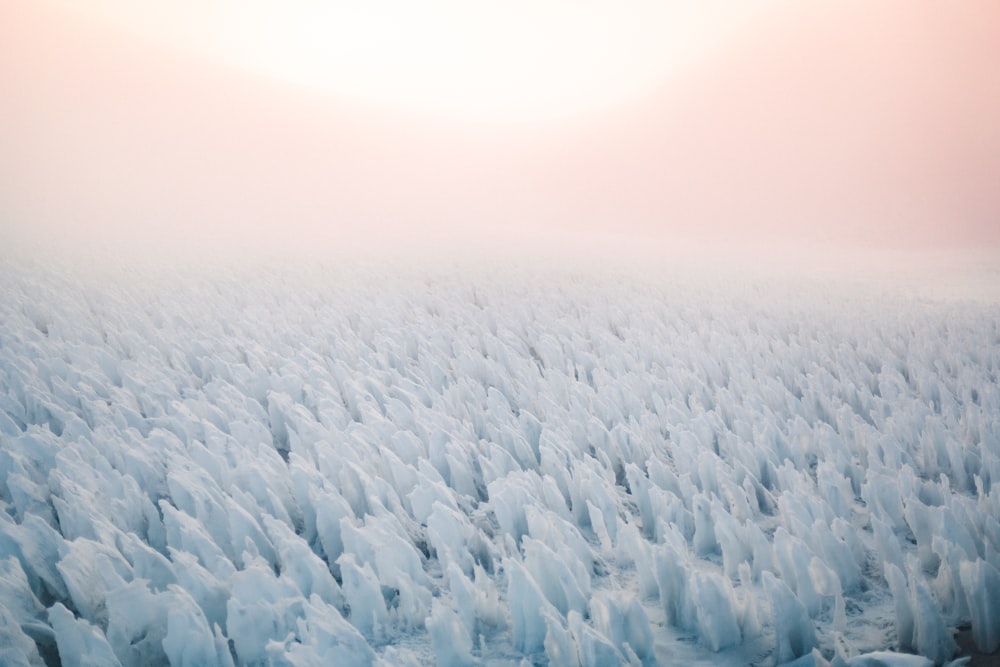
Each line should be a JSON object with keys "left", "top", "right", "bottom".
{"left": 49, "top": 602, "right": 122, "bottom": 667}
{"left": 959, "top": 558, "right": 1000, "bottom": 653}
{"left": 427, "top": 599, "right": 474, "bottom": 667}
{"left": 765, "top": 571, "right": 817, "bottom": 664}
{"left": 507, "top": 560, "right": 555, "bottom": 654}
{"left": 1, "top": 259, "right": 998, "bottom": 665}
{"left": 0, "top": 602, "right": 45, "bottom": 667}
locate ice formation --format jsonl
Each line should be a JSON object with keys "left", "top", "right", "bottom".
{"left": 0, "top": 257, "right": 998, "bottom": 666}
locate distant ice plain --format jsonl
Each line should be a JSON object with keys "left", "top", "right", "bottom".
{"left": 1, "top": 244, "right": 998, "bottom": 666}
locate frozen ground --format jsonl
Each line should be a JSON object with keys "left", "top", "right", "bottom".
{"left": 0, "top": 251, "right": 998, "bottom": 666}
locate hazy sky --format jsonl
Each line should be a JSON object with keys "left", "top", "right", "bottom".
{"left": 33, "top": 0, "right": 781, "bottom": 123}
{"left": 2, "top": 0, "right": 999, "bottom": 261}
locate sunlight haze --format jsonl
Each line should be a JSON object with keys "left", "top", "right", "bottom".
{"left": 2, "top": 0, "right": 998, "bottom": 261}
{"left": 2, "top": 4, "right": 1000, "bottom": 664}
{"left": 39, "top": 0, "right": 776, "bottom": 123}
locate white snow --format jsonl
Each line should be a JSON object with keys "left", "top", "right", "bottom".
{"left": 0, "top": 255, "right": 998, "bottom": 666}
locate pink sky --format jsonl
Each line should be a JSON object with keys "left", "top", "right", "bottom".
{"left": 2, "top": 0, "right": 999, "bottom": 261}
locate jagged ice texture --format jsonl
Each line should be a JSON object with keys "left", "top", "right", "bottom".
{"left": 1, "top": 259, "right": 998, "bottom": 666}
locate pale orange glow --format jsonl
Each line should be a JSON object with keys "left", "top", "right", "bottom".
{"left": 39, "top": 0, "right": 777, "bottom": 123}
{"left": 1, "top": 0, "right": 998, "bottom": 263}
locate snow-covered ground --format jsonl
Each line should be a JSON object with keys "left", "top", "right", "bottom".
{"left": 1, "top": 252, "right": 998, "bottom": 666}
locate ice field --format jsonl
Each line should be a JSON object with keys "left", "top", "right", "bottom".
{"left": 1, "top": 254, "right": 998, "bottom": 666}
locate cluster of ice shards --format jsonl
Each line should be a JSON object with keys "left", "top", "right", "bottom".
{"left": 0, "top": 258, "right": 998, "bottom": 666}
